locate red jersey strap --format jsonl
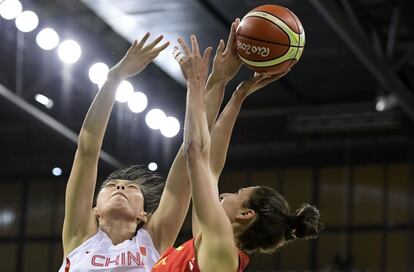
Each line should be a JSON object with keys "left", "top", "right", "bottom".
{"left": 64, "top": 257, "right": 71, "bottom": 272}
{"left": 152, "top": 238, "right": 249, "bottom": 272}
{"left": 238, "top": 249, "right": 250, "bottom": 271}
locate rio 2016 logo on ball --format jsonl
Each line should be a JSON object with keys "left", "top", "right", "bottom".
{"left": 236, "top": 5, "right": 305, "bottom": 74}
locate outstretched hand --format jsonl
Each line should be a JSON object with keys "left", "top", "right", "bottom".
{"left": 210, "top": 18, "right": 242, "bottom": 83}
{"left": 110, "top": 33, "right": 169, "bottom": 80}
{"left": 173, "top": 35, "right": 212, "bottom": 84}
{"left": 236, "top": 69, "right": 290, "bottom": 97}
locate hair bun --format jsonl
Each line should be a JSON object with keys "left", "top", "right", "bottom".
{"left": 286, "top": 203, "right": 324, "bottom": 241}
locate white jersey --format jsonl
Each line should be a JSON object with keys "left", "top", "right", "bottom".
{"left": 58, "top": 228, "right": 160, "bottom": 272}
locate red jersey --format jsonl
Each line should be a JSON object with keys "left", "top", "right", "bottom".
{"left": 152, "top": 238, "right": 249, "bottom": 272}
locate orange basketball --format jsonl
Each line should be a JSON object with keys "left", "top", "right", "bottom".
{"left": 235, "top": 5, "right": 305, "bottom": 74}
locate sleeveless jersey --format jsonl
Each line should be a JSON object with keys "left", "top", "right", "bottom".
{"left": 58, "top": 228, "right": 160, "bottom": 272}
{"left": 152, "top": 238, "right": 249, "bottom": 272}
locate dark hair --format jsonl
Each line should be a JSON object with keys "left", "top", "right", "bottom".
{"left": 96, "top": 165, "right": 165, "bottom": 216}
{"left": 237, "top": 186, "right": 324, "bottom": 253}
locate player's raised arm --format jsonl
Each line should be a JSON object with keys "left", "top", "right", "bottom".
{"left": 204, "top": 18, "right": 241, "bottom": 130}
{"left": 176, "top": 35, "right": 239, "bottom": 272}
{"left": 62, "top": 33, "right": 169, "bottom": 257}
{"left": 189, "top": 18, "right": 243, "bottom": 237}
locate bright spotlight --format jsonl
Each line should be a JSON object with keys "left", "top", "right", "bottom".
{"left": 52, "top": 167, "right": 62, "bottom": 176}
{"left": 0, "top": 0, "right": 22, "bottom": 20}
{"left": 128, "top": 92, "right": 148, "bottom": 113}
{"left": 145, "top": 109, "right": 166, "bottom": 130}
{"left": 115, "top": 80, "right": 134, "bottom": 103}
{"left": 89, "top": 62, "right": 109, "bottom": 85}
{"left": 148, "top": 162, "right": 158, "bottom": 171}
{"left": 160, "top": 116, "right": 180, "bottom": 138}
{"left": 15, "top": 10, "right": 38, "bottom": 33}
{"left": 36, "top": 28, "right": 60, "bottom": 50}
{"left": 35, "top": 93, "right": 53, "bottom": 109}
{"left": 58, "top": 40, "right": 81, "bottom": 64}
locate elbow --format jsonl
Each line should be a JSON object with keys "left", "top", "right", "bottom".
{"left": 77, "top": 131, "right": 100, "bottom": 157}
{"left": 184, "top": 139, "right": 210, "bottom": 161}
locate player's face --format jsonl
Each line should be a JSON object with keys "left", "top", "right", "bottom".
{"left": 95, "top": 179, "right": 145, "bottom": 221}
{"left": 220, "top": 186, "right": 258, "bottom": 221}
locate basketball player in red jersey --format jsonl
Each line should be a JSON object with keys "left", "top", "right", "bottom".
{"left": 152, "top": 33, "right": 323, "bottom": 271}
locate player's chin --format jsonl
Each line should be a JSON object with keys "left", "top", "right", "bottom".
{"left": 107, "top": 206, "right": 136, "bottom": 219}
{"left": 106, "top": 200, "right": 131, "bottom": 211}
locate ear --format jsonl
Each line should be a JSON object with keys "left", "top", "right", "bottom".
{"left": 236, "top": 208, "right": 256, "bottom": 221}
{"left": 136, "top": 211, "right": 149, "bottom": 224}
{"left": 93, "top": 207, "right": 100, "bottom": 219}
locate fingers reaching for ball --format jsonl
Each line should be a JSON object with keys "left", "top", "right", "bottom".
{"left": 235, "top": 68, "right": 290, "bottom": 97}
{"left": 173, "top": 35, "right": 212, "bottom": 83}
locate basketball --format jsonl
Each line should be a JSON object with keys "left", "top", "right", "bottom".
{"left": 235, "top": 5, "right": 305, "bottom": 74}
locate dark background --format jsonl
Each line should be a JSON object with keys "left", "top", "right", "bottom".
{"left": 0, "top": 0, "right": 413, "bottom": 271}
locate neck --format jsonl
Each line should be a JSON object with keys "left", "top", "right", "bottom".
{"left": 232, "top": 218, "right": 255, "bottom": 250}
{"left": 99, "top": 219, "right": 138, "bottom": 245}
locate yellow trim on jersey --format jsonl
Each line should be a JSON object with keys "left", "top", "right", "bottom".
{"left": 176, "top": 246, "right": 184, "bottom": 251}
{"left": 153, "top": 256, "right": 167, "bottom": 268}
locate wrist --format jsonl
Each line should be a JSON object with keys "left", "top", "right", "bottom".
{"left": 208, "top": 71, "right": 229, "bottom": 85}
{"left": 233, "top": 88, "right": 248, "bottom": 101}
{"left": 107, "top": 67, "right": 126, "bottom": 82}
{"left": 187, "top": 78, "right": 205, "bottom": 86}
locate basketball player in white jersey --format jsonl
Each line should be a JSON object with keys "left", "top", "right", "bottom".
{"left": 58, "top": 33, "right": 176, "bottom": 271}
{"left": 58, "top": 19, "right": 243, "bottom": 271}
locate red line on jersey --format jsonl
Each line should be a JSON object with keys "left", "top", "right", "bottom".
{"left": 64, "top": 258, "right": 71, "bottom": 272}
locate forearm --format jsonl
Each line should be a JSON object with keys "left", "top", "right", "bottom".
{"left": 184, "top": 80, "right": 210, "bottom": 154}
{"left": 161, "top": 78, "right": 217, "bottom": 239}
{"left": 185, "top": 79, "right": 215, "bottom": 238}
{"left": 204, "top": 74, "right": 227, "bottom": 130}
{"left": 165, "top": 74, "right": 226, "bottom": 189}
{"left": 78, "top": 73, "right": 121, "bottom": 154}
{"left": 209, "top": 90, "right": 246, "bottom": 177}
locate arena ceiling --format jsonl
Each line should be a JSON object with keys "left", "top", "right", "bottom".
{"left": 0, "top": 0, "right": 413, "bottom": 180}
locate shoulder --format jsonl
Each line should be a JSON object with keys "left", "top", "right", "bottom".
{"left": 63, "top": 214, "right": 98, "bottom": 257}
{"left": 197, "top": 235, "right": 239, "bottom": 272}
{"left": 142, "top": 219, "right": 160, "bottom": 249}
{"left": 152, "top": 239, "right": 197, "bottom": 271}
{"left": 135, "top": 228, "right": 161, "bottom": 258}
{"left": 136, "top": 227, "right": 157, "bottom": 247}
{"left": 64, "top": 229, "right": 103, "bottom": 258}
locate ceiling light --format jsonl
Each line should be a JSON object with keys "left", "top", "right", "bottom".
{"left": 58, "top": 40, "right": 81, "bottom": 64}
{"left": 160, "top": 116, "right": 180, "bottom": 138}
{"left": 36, "top": 28, "right": 60, "bottom": 50}
{"left": 145, "top": 109, "right": 166, "bottom": 130}
{"left": 15, "top": 10, "right": 38, "bottom": 33}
